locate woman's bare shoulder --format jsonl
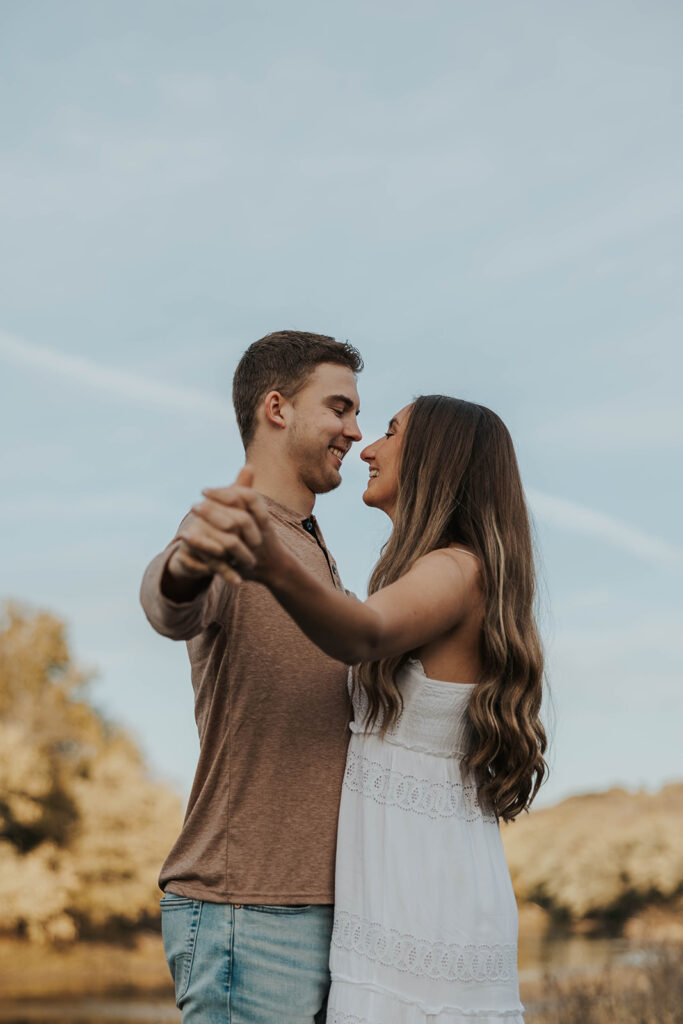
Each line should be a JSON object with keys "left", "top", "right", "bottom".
{"left": 411, "top": 545, "right": 481, "bottom": 580}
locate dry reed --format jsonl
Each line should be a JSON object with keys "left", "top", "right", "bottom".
{"left": 526, "top": 945, "right": 683, "bottom": 1024}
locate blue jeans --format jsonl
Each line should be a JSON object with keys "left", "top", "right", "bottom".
{"left": 160, "top": 892, "right": 333, "bottom": 1023}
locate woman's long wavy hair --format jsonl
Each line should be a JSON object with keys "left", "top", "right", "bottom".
{"left": 357, "top": 395, "right": 547, "bottom": 822}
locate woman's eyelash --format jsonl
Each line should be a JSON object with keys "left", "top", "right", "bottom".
{"left": 385, "top": 431, "right": 394, "bottom": 438}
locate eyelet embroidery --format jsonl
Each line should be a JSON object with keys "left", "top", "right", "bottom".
{"left": 344, "top": 750, "right": 496, "bottom": 823}
{"left": 328, "top": 1010, "right": 523, "bottom": 1023}
{"left": 332, "top": 911, "right": 517, "bottom": 984}
{"left": 327, "top": 1014, "right": 373, "bottom": 1024}
{"left": 327, "top": 1014, "right": 368, "bottom": 1024}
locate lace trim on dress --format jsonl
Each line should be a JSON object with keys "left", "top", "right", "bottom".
{"left": 344, "top": 751, "right": 496, "bottom": 822}
{"left": 329, "top": 1011, "right": 523, "bottom": 1024}
{"left": 331, "top": 975, "right": 525, "bottom": 1017}
{"left": 332, "top": 911, "right": 518, "bottom": 985}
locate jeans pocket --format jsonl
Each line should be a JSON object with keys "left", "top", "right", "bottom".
{"left": 160, "top": 892, "right": 202, "bottom": 1006}
{"left": 243, "top": 903, "right": 313, "bottom": 915}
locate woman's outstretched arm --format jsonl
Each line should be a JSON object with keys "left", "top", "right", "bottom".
{"left": 265, "top": 543, "right": 478, "bottom": 664}
{"left": 192, "top": 469, "right": 479, "bottom": 665}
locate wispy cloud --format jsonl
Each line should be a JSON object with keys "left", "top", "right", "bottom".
{"left": 3, "top": 332, "right": 679, "bottom": 570}
{"left": 527, "top": 488, "right": 683, "bottom": 569}
{"left": 0, "top": 331, "right": 234, "bottom": 423}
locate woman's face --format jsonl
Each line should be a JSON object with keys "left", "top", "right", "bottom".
{"left": 360, "top": 403, "right": 412, "bottom": 519}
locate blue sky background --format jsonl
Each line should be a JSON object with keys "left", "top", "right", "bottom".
{"left": 1, "top": 0, "right": 681, "bottom": 806}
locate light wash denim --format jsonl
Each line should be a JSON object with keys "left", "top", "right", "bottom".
{"left": 160, "top": 891, "right": 333, "bottom": 1023}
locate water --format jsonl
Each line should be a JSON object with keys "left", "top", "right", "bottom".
{"left": 0, "top": 935, "right": 645, "bottom": 1024}
{"left": 518, "top": 931, "right": 633, "bottom": 982}
{"left": 0, "top": 1002, "right": 179, "bottom": 1024}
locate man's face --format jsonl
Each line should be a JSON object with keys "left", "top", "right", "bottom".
{"left": 286, "top": 363, "right": 362, "bottom": 494}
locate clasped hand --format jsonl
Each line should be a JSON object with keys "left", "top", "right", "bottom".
{"left": 171, "top": 467, "right": 279, "bottom": 586}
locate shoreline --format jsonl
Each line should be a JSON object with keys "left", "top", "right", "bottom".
{"left": 2, "top": 921, "right": 681, "bottom": 1004}
{"left": 0, "top": 933, "right": 172, "bottom": 1003}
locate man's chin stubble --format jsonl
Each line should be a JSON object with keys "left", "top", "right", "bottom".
{"left": 301, "top": 465, "right": 342, "bottom": 496}
{"left": 316, "top": 474, "right": 342, "bottom": 495}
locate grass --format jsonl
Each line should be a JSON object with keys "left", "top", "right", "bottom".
{"left": 526, "top": 945, "right": 683, "bottom": 1024}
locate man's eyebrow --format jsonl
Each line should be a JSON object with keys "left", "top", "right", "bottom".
{"left": 328, "top": 394, "right": 360, "bottom": 414}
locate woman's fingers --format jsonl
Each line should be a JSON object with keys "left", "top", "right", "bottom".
{"left": 200, "top": 464, "right": 257, "bottom": 513}
{"left": 188, "top": 468, "right": 274, "bottom": 583}
{"left": 191, "top": 500, "right": 263, "bottom": 549}
{"left": 201, "top": 484, "right": 257, "bottom": 512}
{"left": 179, "top": 517, "right": 258, "bottom": 572}
{"left": 235, "top": 465, "right": 255, "bottom": 488}
{"left": 241, "top": 491, "right": 272, "bottom": 532}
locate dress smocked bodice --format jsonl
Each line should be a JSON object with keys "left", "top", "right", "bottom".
{"left": 349, "top": 658, "right": 475, "bottom": 758}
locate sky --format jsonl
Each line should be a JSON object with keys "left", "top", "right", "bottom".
{"left": 1, "top": 0, "right": 681, "bottom": 808}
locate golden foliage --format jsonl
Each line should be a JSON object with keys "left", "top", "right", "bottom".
{"left": 503, "top": 785, "right": 683, "bottom": 926}
{"left": 0, "top": 603, "right": 183, "bottom": 943}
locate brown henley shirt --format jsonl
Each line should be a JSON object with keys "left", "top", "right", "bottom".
{"left": 139, "top": 496, "right": 351, "bottom": 905}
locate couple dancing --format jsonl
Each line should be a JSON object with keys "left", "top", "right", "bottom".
{"left": 140, "top": 330, "right": 547, "bottom": 1024}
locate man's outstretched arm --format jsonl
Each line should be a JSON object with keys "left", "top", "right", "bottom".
{"left": 140, "top": 529, "right": 217, "bottom": 641}
{"left": 140, "top": 479, "right": 262, "bottom": 640}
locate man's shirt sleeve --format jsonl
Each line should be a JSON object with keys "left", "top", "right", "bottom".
{"left": 139, "top": 516, "right": 233, "bottom": 641}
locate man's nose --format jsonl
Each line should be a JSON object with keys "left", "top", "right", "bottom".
{"left": 344, "top": 416, "right": 362, "bottom": 443}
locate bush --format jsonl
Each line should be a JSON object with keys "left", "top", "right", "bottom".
{"left": 502, "top": 787, "right": 683, "bottom": 929}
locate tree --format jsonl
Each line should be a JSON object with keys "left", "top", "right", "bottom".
{"left": 0, "top": 604, "right": 183, "bottom": 943}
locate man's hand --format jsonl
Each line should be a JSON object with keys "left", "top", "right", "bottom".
{"left": 194, "top": 467, "right": 291, "bottom": 587}
{"left": 168, "top": 467, "right": 262, "bottom": 587}
{"left": 162, "top": 467, "right": 288, "bottom": 602}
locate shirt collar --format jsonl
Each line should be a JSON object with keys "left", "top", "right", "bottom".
{"left": 261, "top": 494, "right": 316, "bottom": 531}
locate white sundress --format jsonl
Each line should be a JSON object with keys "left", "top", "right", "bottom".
{"left": 327, "top": 658, "right": 524, "bottom": 1024}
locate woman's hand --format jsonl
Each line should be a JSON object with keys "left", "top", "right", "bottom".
{"left": 184, "top": 466, "right": 288, "bottom": 586}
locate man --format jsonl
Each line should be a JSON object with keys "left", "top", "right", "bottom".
{"left": 140, "top": 330, "right": 363, "bottom": 1023}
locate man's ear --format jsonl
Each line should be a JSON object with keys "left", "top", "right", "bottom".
{"left": 262, "top": 390, "right": 288, "bottom": 430}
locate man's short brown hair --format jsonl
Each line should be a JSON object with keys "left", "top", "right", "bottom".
{"left": 232, "top": 330, "right": 363, "bottom": 448}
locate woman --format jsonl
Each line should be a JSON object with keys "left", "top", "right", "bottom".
{"left": 208, "top": 396, "right": 547, "bottom": 1023}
